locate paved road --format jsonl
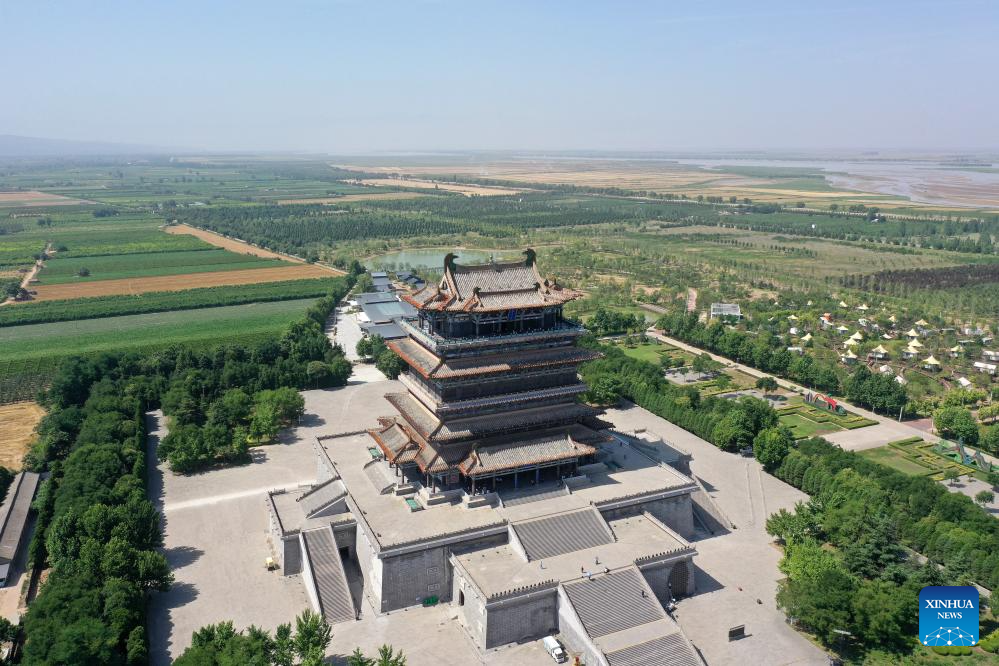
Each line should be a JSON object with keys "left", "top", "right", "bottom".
{"left": 606, "top": 404, "right": 828, "bottom": 666}
{"left": 647, "top": 329, "right": 936, "bottom": 451}
{"left": 327, "top": 306, "right": 387, "bottom": 383}
{"left": 947, "top": 476, "right": 999, "bottom": 514}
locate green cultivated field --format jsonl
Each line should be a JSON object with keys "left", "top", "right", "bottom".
{"left": 0, "top": 278, "right": 341, "bottom": 326}
{"left": 0, "top": 162, "right": 388, "bottom": 207}
{"left": 36, "top": 248, "right": 286, "bottom": 283}
{"left": 0, "top": 298, "right": 320, "bottom": 402}
{"left": 1, "top": 213, "right": 209, "bottom": 270}
{"left": 49, "top": 227, "right": 208, "bottom": 257}
{"left": 0, "top": 298, "right": 317, "bottom": 364}
{"left": 0, "top": 238, "right": 48, "bottom": 268}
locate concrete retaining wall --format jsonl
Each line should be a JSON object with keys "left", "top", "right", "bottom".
{"left": 599, "top": 493, "right": 694, "bottom": 539}
{"left": 380, "top": 546, "right": 450, "bottom": 611}
{"left": 354, "top": 526, "right": 383, "bottom": 610}
{"left": 485, "top": 590, "right": 558, "bottom": 648}
{"left": 453, "top": 569, "right": 488, "bottom": 648}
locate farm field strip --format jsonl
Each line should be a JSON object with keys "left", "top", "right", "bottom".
{"left": 0, "top": 402, "right": 44, "bottom": 469}
{"left": 276, "top": 192, "right": 427, "bottom": 204}
{"left": 0, "top": 277, "right": 342, "bottom": 327}
{"left": 358, "top": 178, "right": 525, "bottom": 196}
{"left": 0, "top": 191, "right": 90, "bottom": 207}
{"left": 164, "top": 224, "right": 343, "bottom": 273}
{"left": 344, "top": 159, "right": 994, "bottom": 211}
{"left": 0, "top": 298, "right": 319, "bottom": 363}
{"left": 55, "top": 229, "right": 212, "bottom": 257}
{"left": 36, "top": 248, "right": 288, "bottom": 284}
{"left": 27, "top": 264, "right": 334, "bottom": 301}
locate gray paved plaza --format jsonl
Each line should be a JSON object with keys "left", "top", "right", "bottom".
{"left": 148, "top": 380, "right": 828, "bottom": 665}
{"left": 605, "top": 404, "right": 828, "bottom": 666}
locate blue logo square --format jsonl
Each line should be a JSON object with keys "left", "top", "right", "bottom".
{"left": 919, "top": 586, "right": 979, "bottom": 646}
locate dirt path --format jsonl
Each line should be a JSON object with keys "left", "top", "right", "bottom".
{"left": 165, "top": 224, "right": 345, "bottom": 275}
{"left": 686, "top": 287, "right": 698, "bottom": 313}
{"left": 1, "top": 243, "right": 50, "bottom": 307}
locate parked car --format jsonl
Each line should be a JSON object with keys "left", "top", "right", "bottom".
{"left": 542, "top": 636, "right": 568, "bottom": 663}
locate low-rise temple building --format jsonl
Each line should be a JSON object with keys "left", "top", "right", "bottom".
{"left": 266, "top": 251, "right": 701, "bottom": 664}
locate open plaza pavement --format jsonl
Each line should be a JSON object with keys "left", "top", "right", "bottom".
{"left": 147, "top": 373, "right": 829, "bottom": 664}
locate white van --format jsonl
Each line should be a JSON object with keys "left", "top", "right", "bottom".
{"left": 542, "top": 636, "right": 568, "bottom": 663}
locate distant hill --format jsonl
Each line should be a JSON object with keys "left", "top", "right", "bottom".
{"left": 0, "top": 134, "right": 172, "bottom": 157}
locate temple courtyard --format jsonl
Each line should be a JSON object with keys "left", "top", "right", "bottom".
{"left": 147, "top": 379, "right": 827, "bottom": 665}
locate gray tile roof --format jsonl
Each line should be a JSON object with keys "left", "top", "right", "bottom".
{"left": 361, "top": 300, "right": 417, "bottom": 323}
{"left": 563, "top": 567, "right": 666, "bottom": 638}
{"left": 360, "top": 322, "right": 406, "bottom": 339}
{"left": 386, "top": 338, "right": 442, "bottom": 377}
{"left": 355, "top": 291, "right": 398, "bottom": 305}
{"left": 512, "top": 506, "right": 614, "bottom": 561}
{"left": 415, "top": 440, "right": 475, "bottom": 474}
{"left": 605, "top": 633, "right": 699, "bottom": 666}
{"left": 363, "top": 461, "right": 397, "bottom": 494}
{"left": 299, "top": 479, "right": 347, "bottom": 519}
{"left": 459, "top": 429, "right": 597, "bottom": 476}
{"left": 403, "top": 253, "right": 579, "bottom": 313}
{"left": 0, "top": 471, "right": 40, "bottom": 564}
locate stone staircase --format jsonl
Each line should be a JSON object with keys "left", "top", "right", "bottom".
{"left": 562, "top": 567, "right": 664, "bottom": 638}
{"left": 513, "top": 506, "right": 614, "bottom": 561}
{"left": 299, "top": 479, "right": 346, "bottom": 518}
{"left": 301, "top": 527, "right": 356, "bottom": 625}
{"left": 605, "top": 633, "right": 699, "bottom": 666}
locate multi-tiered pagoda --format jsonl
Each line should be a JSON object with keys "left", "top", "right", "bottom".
{"left": 368, "top": 250, "right": 608, "bottom": 494}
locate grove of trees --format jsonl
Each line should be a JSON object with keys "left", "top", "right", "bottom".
{"left": 21, "top": 376, "right": 171, "bottom": 665}
{"left": 579, "top": 339, "right": 778, "bottom": 452}
{"left": 586, "top": 308, "right": 645, "bottom": 336}
{"left": 17, "top": 276, "right": 357, "bottom": 662}
{"left": 657, "top": 312, "right": 843, "bottom": 394}
{"left": 356, "top": 335, "right": 404, "bottom": 379}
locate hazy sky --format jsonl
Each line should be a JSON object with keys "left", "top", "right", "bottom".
{"left": 2, "top": 0, "right": 997, "bottom": 153}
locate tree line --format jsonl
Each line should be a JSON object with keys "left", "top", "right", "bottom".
{"left": 173, "top": 609, "right": 408, "bottom": 665}
{"left": 17, "top": 272, "right": 358, "bottom": 662}
{"left": 579, "top": 340, "right": 780, "bottom": 452}
{"left": 585, "top": 307, "right": 646, "bottom": 336}
{"left": 842, "top": 263, "right": 999, "bottom": 292}
{"left": 768, "top": 437, "right": 999, "bottom": 656}
{"left": 169, "top": 194, "right": 704, "bottom": 260}
{"left": 656, "top": 312, "right": 844, "bottom": 395}
{"left": 20, "top": 371, "right": 170, "bottom": 664}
